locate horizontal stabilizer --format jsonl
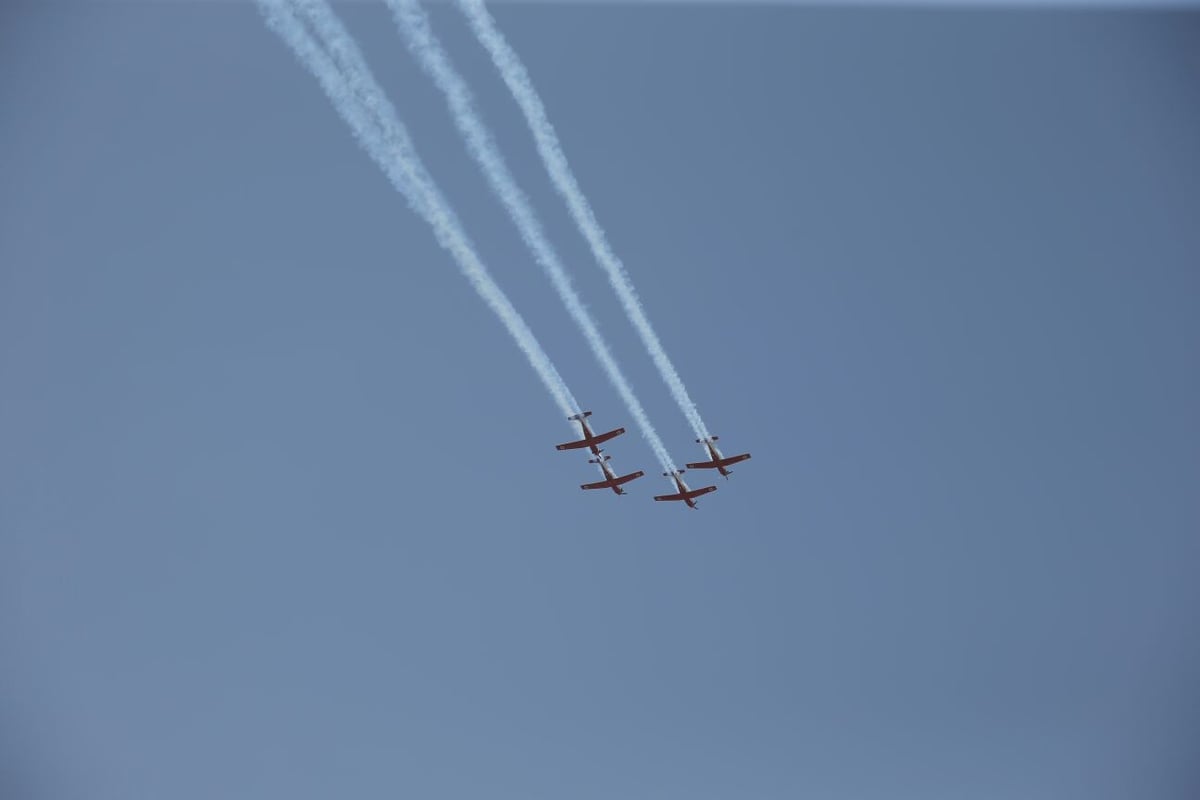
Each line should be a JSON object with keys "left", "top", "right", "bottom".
{"left": 567, "top": 411, "right": 593, "bottom": 421}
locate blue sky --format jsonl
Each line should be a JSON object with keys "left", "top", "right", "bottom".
{"left": 2, "top": 3, "right": 1198, "bottom": 798}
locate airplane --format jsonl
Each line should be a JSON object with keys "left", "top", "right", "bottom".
{"left": 580, "top": 455, "right": 645, "bottom": 495}
{"left": 685, "top": 436, "right": 752, "bottom": 479}
{"left": 653, "top": 469, "right": 717, "bottom": 510}
{"left": 555, "top": 411, "right": 625, "bottom": 456}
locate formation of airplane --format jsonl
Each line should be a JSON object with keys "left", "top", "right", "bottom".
{"left": 556, "top": 411, "right": 749, "bottom": 509}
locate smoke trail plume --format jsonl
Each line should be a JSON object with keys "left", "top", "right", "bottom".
{"left": 455, "top": 0, "right": 713, "bottom": 452}
{"left": 387, "top": 0, "right": 675, "bottom": 473}
{"left": 258, "top": 0, "right": 578, "bottom": 421}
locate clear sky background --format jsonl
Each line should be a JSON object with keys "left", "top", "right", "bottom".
{"left": 2, "top": 2, "right": 1198, "bottom": 798}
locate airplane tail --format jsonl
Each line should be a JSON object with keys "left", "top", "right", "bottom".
{"left": 696, "top": 436, "right": 720, "bottom": 443}
{"left": 568, "top": 411, "right": 593, "bottom": 422}
{"left": 588, "top": 455, "right": 612, "bottom": 464}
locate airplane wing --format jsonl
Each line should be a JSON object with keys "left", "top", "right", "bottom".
{"left": 581, "top": 470, "right": 644, "bottom": 491}
{"left": 555, "top": 426, "right": 626, "bottom": 451}
{"left": 654, "top": 485, "right": 717, "bottom": 502}
{"left": 686, "top": 453, "right": 751, "bottom": 470}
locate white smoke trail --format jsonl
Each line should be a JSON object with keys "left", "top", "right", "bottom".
{"left": 257, "top": 0, "right": 579, "bottom": 421}
{"left": 455, "top": 0, "right": 713, "bottom": 453}
{"left": 386, "top": 0, "right": 675, "bottom": 473}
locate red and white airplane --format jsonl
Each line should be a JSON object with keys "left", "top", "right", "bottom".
{"left": 555, "top": 411, "right": 625, "bottom": 456}
{"left": 654, "top": 469, "right": 717, "bottom": 509}
{"left": 580, "top": 455, "right": 645, "bottom": 495}
{"left": 685, "top": 436, "right": 751, "bottom": 479}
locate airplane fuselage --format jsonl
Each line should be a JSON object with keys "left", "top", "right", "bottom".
{"left": 702, "top": 441, "right": 734, "bottom": 477}
{"left": 671, "top": 474, "right": 700, "bottom": 508}
{"left": 597, "top": 460, "right": 626, "bottom": 494}
{"left": 578, "top": 419, "right": 602, "bottom": 456}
